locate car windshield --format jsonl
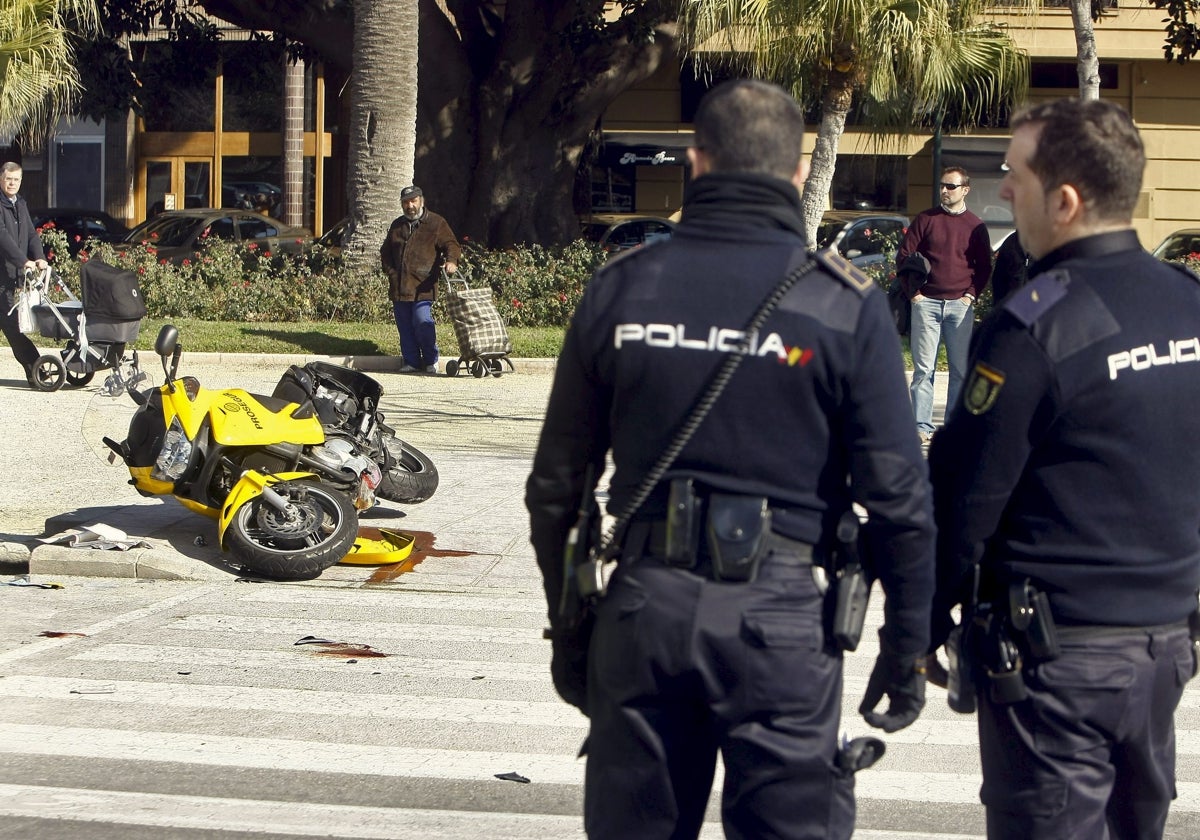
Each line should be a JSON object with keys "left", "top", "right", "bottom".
{"left": 815, "top": 221, "right": 843, "bottom": 248}
{"left": 127, "top": 216, "right": 197, "bottom": 248}
{"left": 581, "top": 223, "right": 608, "bottom": 243}
{"left": 1156, "top": 233, "right": 1200, "bottom": 262}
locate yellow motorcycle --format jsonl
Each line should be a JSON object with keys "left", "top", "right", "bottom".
{"left": 99, "top": 325, "right": 376, "bottom": 580}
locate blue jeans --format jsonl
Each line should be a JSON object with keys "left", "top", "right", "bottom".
{"left": 393, "top": 300, "right": 438, "bottom": 368}
{"left": 910, "top": 296, "right": 974, "bottom": 435}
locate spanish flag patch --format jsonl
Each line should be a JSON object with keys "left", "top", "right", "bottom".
{"left": 964, "top": 361, "right": 1006, "bottom": 415}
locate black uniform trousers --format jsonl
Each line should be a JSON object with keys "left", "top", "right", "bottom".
{"left": 978, "top": 622, "right": 1193, "bottom": 840}
{"left": 1, "top": 284, "right": 39, "bottom": 372}
{"left": 583, "top": 528, "right": 853, "bottom": 840}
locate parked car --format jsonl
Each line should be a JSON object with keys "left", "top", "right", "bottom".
{"left": 314, "top": 216, "right": 349, "bottom": 257}
{"left": 225, "top": 181, "right": 283, "bottom": 214}
{"left": 1152, "top": 229, "right": 1200, "bottom": 262}
{"left": 977, "top": 203, "right": 1016, "bottom": 251}
{"left": 31, "top": 208, "right": 131, "bottom": 257}
{"left": 116, "top": 209, "right": 311, "bottom": 264}
{"left": 581, "top": 215, "right": 675, "bottom": 253}
{"left": 815, "top": 211, "right": 909, "bottom": 270}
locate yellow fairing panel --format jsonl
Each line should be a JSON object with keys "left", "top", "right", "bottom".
{"left": 207, "top": 389, "right": 324, "bottom": 446}
{"left": 130, "top": 465, "right": 175, "bottom": 496}
{"left": 217, "top": 470, "right": 317, "bottom": 547}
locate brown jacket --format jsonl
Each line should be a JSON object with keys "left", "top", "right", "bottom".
{"left": 379, "top": 210, "right": 461, "bottom": 302}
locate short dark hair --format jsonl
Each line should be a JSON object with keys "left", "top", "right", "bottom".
{"left": 692, "top": 79, "right": 805, "bottom": 180}
{"left": 942, "top": 166, "right": 970, "bottom": 186}
{"left": 1010, "top": 98, "right": 1144, "bottom": 222}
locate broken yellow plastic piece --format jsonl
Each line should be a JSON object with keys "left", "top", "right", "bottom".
{"left": 339, "top": 528, "right": 415, "bottom": 566}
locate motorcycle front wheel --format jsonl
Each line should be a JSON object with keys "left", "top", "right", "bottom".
{"left": 376, "top": 434, "right": 439, "bottom": 504}
{"left": 226, "top": 479, "right": 358, "bottom": 581}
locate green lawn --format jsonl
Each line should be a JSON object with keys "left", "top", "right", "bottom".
{"left": 7, "top": 318, "right": 941, "bottom": 368}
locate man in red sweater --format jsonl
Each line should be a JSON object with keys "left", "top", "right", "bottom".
{"left": 897, "top": 167, "right": 993, "bottom": 442}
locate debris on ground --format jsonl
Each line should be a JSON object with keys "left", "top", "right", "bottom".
{"left": 294, "top": 635, "right": 390, "bottom": 658}
{"left": 39, "top": 523, "right": 149, "bottom": 551}
{"left": 6, "top": 575, "right": 63, "bottom": 589}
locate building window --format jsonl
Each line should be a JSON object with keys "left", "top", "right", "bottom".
{"left": 51, "top": 138, "right": 103, "bottom": 207}
{"left": 590, "top": 166, "right": 635, "bottom": 214}
{"left": 1031, "top": 61, "right": 1120, "bottom": 89}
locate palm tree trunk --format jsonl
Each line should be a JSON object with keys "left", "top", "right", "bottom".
{"left": 801, "top": 80, "right": 854, "bottom": 248}
{"left": 1070, "top": 0, "right": 1101, "bottom": 100}
{"left": 343, "top": 0, "right": 418, "bottom": 271}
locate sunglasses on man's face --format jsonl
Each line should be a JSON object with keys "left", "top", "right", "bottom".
{"left": 940, "top": 182, "right": 966, "bottom": 191}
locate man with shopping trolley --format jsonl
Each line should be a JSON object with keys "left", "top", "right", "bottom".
{"left": 380, "top": 185, "right": 461, "bottom": 375}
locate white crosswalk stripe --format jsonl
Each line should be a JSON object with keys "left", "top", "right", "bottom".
{"left": 2, "top": 580, "right": 1198, "bottom": 839}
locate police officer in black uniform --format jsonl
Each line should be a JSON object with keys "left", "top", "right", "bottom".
{"left": 526, "top": 79, "right": 935, "bottom": 840}
{"left": 929, "top": 98, "right": 1200, "bottom": 839}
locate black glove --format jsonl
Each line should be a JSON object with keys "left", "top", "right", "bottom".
{"left": 859, "top": 645, "right": 927, "bottom": 733}
{"left": 549, "top": 619, "right": 593, "bottom": 715}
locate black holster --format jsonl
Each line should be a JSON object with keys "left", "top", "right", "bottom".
{"left": 829, "top": 511, "right": 869, "bottom": 652}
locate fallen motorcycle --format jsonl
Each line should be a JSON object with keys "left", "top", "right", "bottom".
{"left": 96, "top": 325, "right": 438, "bottom": 581}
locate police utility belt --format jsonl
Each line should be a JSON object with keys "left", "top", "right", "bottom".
{"left": 577, "top": 479, "right": 870, "bottom": 653}
{"left": 626, "top": 479, "right": 810, "bottom": 582}
{"left": 949, "top": 577, "right": 1200, "bottom": 712}
{"left": 950, "top": 579, "right": 1062, "bottom": 710}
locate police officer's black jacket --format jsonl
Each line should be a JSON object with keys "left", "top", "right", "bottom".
{"left": 526, "top": 173, "right": 935, "bottom": 657}
{"left": 929, "top": 230, "right": 1200, "bottom": 642}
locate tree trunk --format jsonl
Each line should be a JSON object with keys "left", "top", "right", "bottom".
{"left": 199, "top": 0, "right": 675, "bottom": 249}
{"left": 800, "top": 77, "right": 855, "bottom": 248}
{"left": 1070, "top": 0, "right": 1101, "bottom": 100}
{"left": 343, "top": 0, "right": 418, "bottom": 271}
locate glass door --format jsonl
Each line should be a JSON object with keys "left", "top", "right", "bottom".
{"left": 140, "top": 158, "right": 213, "bottom": 221}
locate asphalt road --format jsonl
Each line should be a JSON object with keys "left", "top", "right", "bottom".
{"left": 2, "top": 348, "right": 1198, "bottom": 838}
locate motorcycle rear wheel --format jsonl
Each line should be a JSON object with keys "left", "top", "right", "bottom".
{"left": 376, "top": 434, "right": 439, "bottom": 504}
{"left": 226, "top": 479, "right": 358, "bottom": 581}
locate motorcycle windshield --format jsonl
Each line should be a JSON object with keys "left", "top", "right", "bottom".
{"left": 81, "top": 384, "right": 142, "bottom": 468}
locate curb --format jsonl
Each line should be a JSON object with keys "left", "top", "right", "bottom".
{"left": 176, "top": 352, "right": 557, "bottom": 375}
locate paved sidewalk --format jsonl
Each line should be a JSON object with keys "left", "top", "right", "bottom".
{"left": 0, "top": 350, "right": 944, "bottom": 582}
{"left": 0, "top": 351, "right": 556, "bottom": 582}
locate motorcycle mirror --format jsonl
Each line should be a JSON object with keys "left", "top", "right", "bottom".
{"left": 155, "top": 324, "right": 179, "bottom": 357}
{"left": 154, "top": 324, "right": 182, "bottom": 390}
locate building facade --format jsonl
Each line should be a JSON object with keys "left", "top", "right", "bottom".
{"left": 594, "top": 3, "right": 1200, "bottom": 251}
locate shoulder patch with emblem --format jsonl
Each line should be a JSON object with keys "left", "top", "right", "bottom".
{"left": 964, "top": 361, "right": 1006, "bottom": 415}
{"left": 1003, "top": 269, "right": 1070, "bottom": 327}
{"left": 813, "top": 247, "right": 874, "bottom": 296}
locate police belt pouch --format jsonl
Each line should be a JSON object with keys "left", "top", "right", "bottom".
{"left": 664, "top": 478, "right": 702, "bottom": 567}
{"left": 705, "top": 493, "right": 770, "bottom": 582}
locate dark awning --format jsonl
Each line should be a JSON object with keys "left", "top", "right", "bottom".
{"left": 598, "top": 131, "right": 693, "bottom": 167}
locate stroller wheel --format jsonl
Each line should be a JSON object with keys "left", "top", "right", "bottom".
{"left": 65, "top": 368, "right": 95, "bottom": 388}
{"left": 30, "top": 355, "right": 65, "bottom": 392}
{"left": 445, "top": 359, "right": 459, "bottom": 377}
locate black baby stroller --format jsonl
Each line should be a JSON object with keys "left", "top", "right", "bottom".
{"left": 26, "top": 259, "right": 147, "bottom": 392}
{"left": 442, "top": 268, "right": 514, "bottom": 378}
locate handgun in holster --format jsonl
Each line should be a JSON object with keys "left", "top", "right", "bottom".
{"left": 980, "top": 606, "right": 1027, "bottom": 705}
{"left": 830, "top": 510, "right": 870, "bottom": 652}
